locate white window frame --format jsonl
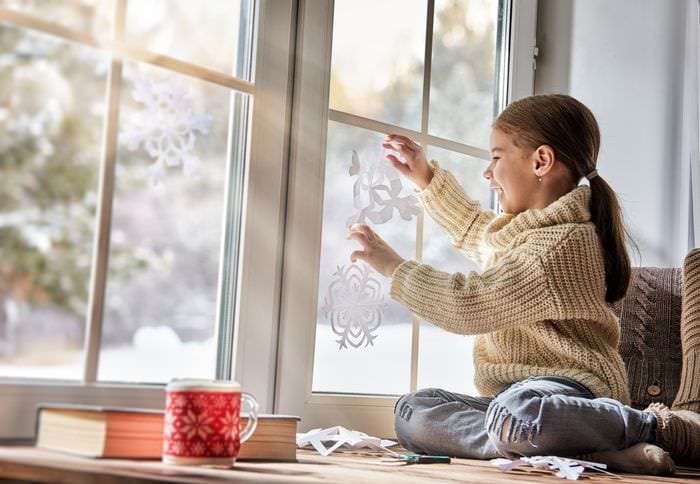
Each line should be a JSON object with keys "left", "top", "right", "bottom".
{"left": 0, "top": 0, "right": 297, "bottom": 440}
{"left": 274, "top": 0, "right": 538, "bottom": 437}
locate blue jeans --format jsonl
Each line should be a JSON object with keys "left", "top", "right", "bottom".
{"left": 394, "top": 376, "right": 657, "bottom": 459}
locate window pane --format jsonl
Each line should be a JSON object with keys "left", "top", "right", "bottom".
{"left": 329, "top": 0, "right": 426, "bottom": 130}
{"left": 126, "top": 0, "right": 250, "bottom": 77}
{"left": 416, "top": 146, "right": 490, "bottom": 393}
{"left": 0, "top": 26, "right": 107, "bottom": 379}
{"left": 312, "top": 122, "right": 416, "bottom": 395}
{"left": 0, "top": 0, "right": 114, "bottom": 37}
{"left": 98, "top": 63, "right": 241, "bottom": 383}
{"left": 429, "top": 0, "right": 499, "bottom": 149}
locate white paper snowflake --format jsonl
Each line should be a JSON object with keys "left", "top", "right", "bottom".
{"left": 346, "top": 149, "right": 420, "bottom": 227}
{"left": 491, "top": 456, "right": 615, "bottom": 480}
{"left": 321, "top": 263, "right": 385, "bottom": 349}
{"left": 120, "top": 73, "right": 212, "bottom": 184}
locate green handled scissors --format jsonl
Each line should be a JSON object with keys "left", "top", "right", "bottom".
{"left": 382, "top": 451, "right": 452, "bottom": 465}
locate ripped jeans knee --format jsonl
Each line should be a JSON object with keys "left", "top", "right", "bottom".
{"left": 483, "top": 376, "right": 597, "bottom": 458}
{"left": 485, "top": 396, "right": 543, "bottom": 458}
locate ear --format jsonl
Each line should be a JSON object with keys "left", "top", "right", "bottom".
{"left": 531, "top": 144, "right": 556, "bottom": 177}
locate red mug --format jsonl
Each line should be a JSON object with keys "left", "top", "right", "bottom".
{"left": 163, "top": 379, "right": 258, "bottom": 465}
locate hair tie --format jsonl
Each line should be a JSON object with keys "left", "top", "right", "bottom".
{"left": 585, "top": 169, "right": 599, "bottom": 181}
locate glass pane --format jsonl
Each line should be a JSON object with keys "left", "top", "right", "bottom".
{"left": 0, "top": 0, "right": 114, "bottom": 37}
{"left": 426, "top": 145, "right": 492, "bottom": 209}
{"left": 0, "top": 26, "right": 107, "bottom": 379}
{"left": 312, "top": 122, "right": 417, "bottom": 395}
{"left": 126, "top": 0, "right": 249, "bottom": 77}
{"left": 329, "top": 0, "right": 426, "bottom": 130}
{"left": 429, "top": 0, "right": 499, "bottom": 149}
{"left": 416, "top": 146, "right": 490, "bottom": 393}
{"left": 98, "top": 62, "right": 241, "bottom": 383}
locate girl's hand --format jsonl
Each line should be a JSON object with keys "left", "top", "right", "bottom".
{"left": 383, "top": 133, "right": 433, "bottom": 190}
{"left": 347, "top": 223, "right": 405, "bottom": 277}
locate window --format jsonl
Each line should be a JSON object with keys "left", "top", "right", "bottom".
{"left": 277, "top": 0, "right": 537, "bottom": 436}
{"left": 0, "top": 0, "right": 296, "bottom": 440}
{"left": 0, "top": 0, "right": 536, "bottom": 441}
{"left": 0, "top": 0, "right": 253, "bottom": 382}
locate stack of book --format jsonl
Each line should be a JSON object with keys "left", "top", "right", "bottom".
{"left": 34, "top": 403, "right": 300, "bottom": 461}
{"left": 238, "top": 414, "right": 300, "bottom": 461}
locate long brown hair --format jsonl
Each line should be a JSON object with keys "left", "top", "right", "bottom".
{"left": 493, "top": 94, "right": 633, "bottom": 303}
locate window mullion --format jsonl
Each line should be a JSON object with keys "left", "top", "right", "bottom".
{"left": 0, "top": 7, "right": 255, "bottom": 95}
{"left": 328, "top": 109, "right": 490, "bottom": 160}
{"left": 215, "top": 0, "right": 258, "bottom": 381}
{"left": 409, "top": 0, "right": 435, "bottom": 394}
{"left": 82, "top": 0, "right": 127, "bottom": 384}
{"left": 421, "top": 0, "right": 435, "bottom": 136}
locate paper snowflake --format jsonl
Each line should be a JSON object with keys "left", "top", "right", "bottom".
{"left": 296, "top": 426, "right": 397, "bottom": 456}
{"left": 321, "top": 263, "right": 385, "bottom": 349}
{"left": 120, "top": 73, "right": 212, "bottom": 184}
{"left": 346, "top": 149, "right": 420, "bottom": 227}
{"left": 491, "top": 456, "right": 616, "bottom": 480}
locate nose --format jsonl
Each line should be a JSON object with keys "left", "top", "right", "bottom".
{"left": 483, "top": 163, "right": 493, "bottom": 180}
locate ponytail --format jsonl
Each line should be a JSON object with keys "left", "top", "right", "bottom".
{"left": 495, "top": 94, "right": 637, "bottom": 303}
{"left": 588, "top": 176, "right": 632, "bottom": 303}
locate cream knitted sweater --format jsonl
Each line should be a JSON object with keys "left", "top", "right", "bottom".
{"left": 390, "top": 161, "right": 631, "bottom": 404}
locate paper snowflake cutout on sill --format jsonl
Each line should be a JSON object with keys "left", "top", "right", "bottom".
{"left": 120, "top": 74, "right": 212, "bottom": 185}
{"left": 491, "top": 455, "right": 615, "bottom": 480}
{"left": 346, "top": 149, "right": 420, "bottom": 227}
{"left": 321, "top": 263, "right": 385, "bottom": 350}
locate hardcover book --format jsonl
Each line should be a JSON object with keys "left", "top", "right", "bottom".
{"left": 35, "top": 403, "right": 301, "bottom": 461}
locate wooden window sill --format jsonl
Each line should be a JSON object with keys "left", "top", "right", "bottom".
{"left": 0, "top": 446, "right": 699, "bottom": 483}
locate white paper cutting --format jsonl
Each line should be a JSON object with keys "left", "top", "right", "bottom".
{"left": 491, "top": 456, "right": 617, "bottom": 480}
{"left": 346, "top": 149, "right": 419, "bottom": 227}
{"left": 121, "top": 73, "right": 212, "bottom": 185}
{"left": 321, "top": 263, "right": 385, "bottom": 350}
{"left": 296, "top": 426, "right": 397, "bottom": 456}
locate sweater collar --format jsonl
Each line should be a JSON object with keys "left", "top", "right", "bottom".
{"left": 484, "top": 186, "right": 592, "bottom": 249}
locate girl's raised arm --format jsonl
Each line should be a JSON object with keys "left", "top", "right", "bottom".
{"left": 384, "top": 133, "right": 495, "bottom": 268}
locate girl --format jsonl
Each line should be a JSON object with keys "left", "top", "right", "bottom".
{"left": 347, "top": 94, "right": 700, "bottom": 474}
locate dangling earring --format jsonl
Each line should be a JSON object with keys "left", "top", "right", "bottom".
{"left": 538, "top": 177, "right": 542, "bottom": 182}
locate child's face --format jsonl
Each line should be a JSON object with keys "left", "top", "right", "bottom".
{"left": 485, "top": 128, "right": 539, "bottom": 214}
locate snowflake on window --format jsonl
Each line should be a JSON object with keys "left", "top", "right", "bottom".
{"left": 120, "top": 73, "right": 212, "bottom": 185}
{"left": 346, "top": 149, "right": 420, "bottom": 227}
{"left": 321, "top": 263, "right": 385, "bottom": 349}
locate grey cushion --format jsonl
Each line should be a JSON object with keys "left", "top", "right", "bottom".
{"left": 610, "top": 267, "right": 683, "bottom": 409}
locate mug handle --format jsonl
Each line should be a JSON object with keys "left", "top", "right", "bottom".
{"left": 239, "top": 392, "right": 259, "bottom": 444}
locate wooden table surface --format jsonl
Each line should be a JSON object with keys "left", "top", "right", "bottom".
{"left": 0, "top": 446, "right": 699, "bottom": 483}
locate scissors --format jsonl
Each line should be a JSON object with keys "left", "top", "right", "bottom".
{"left": 381, "top": 451, "right": 452, "bottom": 465}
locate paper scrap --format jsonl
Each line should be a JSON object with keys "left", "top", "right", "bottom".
{"left": 491, "top": 455, "right": 619, "bottom": 480}
{"left": 296, "top": 426, "right": 397, "bottom": 456}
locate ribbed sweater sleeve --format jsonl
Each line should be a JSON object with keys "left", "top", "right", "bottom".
{"left": 418, "top": 161, "right": 496, "bottom": 269}
{"left": 390, "top": 252, "right": 552, "bottom": 335}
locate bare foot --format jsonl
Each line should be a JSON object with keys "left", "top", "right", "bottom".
{"left": 587, "top": 443, "right": 675, "bottom": 475}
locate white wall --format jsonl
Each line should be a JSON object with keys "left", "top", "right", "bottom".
{"left": 535, "top": 0, "right": 689, "bottom": 267}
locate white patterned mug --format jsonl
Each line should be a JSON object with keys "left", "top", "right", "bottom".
{"left": 163, "top": 379, "right": 258, "bottom": 466}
